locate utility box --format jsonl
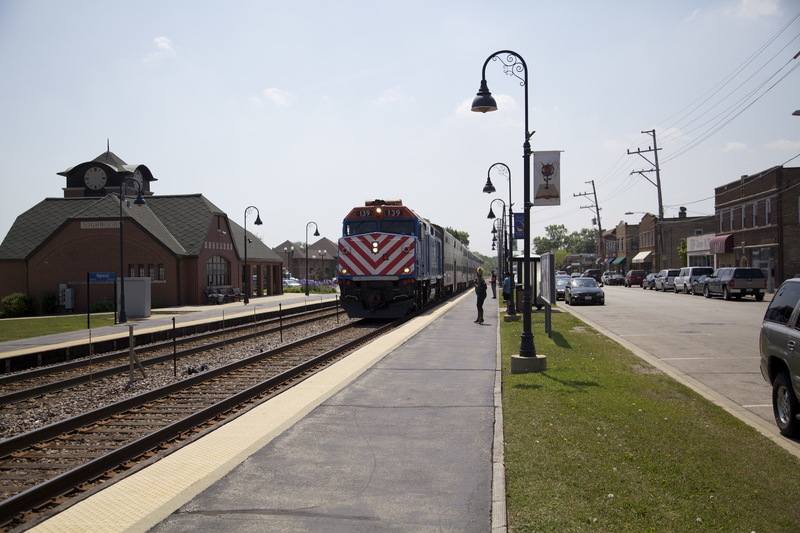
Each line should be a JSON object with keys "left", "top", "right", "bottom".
{"left": 117, "top": 277, "right": 151, "bottom": 318}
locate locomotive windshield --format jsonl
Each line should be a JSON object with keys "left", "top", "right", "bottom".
{"left": 345, "top": 220, "right": 378, "bottom": 236}
{"left": 381, "top": 220, "right": 416, "bottom": 236}
{"left": 344, "top": 219, "right": 416, "bottom": 236}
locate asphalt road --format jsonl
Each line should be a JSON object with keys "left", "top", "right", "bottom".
{"left": 557, "top": 283, "right": 800, "bottom": 457}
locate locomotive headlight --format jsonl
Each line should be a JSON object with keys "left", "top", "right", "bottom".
{"left": 402, "top": 245, "right": 411, "bottom": 253}
{"left": 372, "top": 242, "right": 379, "bottom": 254}
{"left": 341, "top": 268, "right": 348, "bottom": 274}
{"left": 404, "top": 267, "right": 410, "bottom": 273}
{"left": 376, "top": 207, "right": 382, "bottom": 214}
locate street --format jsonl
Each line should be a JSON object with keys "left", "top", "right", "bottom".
{"left": 556, "top": 283, "right": 800, "bottom": 456}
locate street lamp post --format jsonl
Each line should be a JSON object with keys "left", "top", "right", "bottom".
{"left": 118, "top": 178, "right": 147, "bottom": 324}
{"left": 318, "top": 249, "right": 327, "bottom": 281}
{"left": 243, "top": 206, "right": 263, "bottom": 305}
{"left": 487, "top": 198, "right": 516, "bottom": 316}
{"left": 472, "top": 50, "right": 538, "bottom": 364}
{"left": 283, "top": 246, "right": 294, "bottom": 279}
{"left": 482, "top": 161, "right": 514, "bottom": 293}
{"left": 305, "top": 221, "right": 320, "bottom": 296}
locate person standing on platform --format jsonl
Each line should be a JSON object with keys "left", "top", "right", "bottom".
{"left": 474, "top": 267, "right": 487, "bottom": 324}
{"left": 502, "top": 273, "right": 512, "bottom": 303}
{"left": 490, "top": 270, "right": 497, "bottom": 299}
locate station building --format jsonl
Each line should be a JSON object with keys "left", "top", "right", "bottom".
{"left": 0, "top": 151, "right": 283, "bottom": 314}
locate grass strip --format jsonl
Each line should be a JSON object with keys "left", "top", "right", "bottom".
{"left": 502, "top": 308, "right": 800, "bottom": 532}
{"left": 0, "top": 315, "right": 116, "bottom": 342}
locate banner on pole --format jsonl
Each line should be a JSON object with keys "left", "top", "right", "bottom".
{"left": 533, "top": 151, "right": 562, "bottom": 206}
{"left": 513, "top": 213, "right": 525, "bottom": 241}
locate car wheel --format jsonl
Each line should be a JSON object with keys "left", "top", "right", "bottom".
{"left": 722, "top": 286, "right": 731, "bottom": 301}
{"left": 755, "top": 292, "right": 764, "bottom": 302}
{"left": 773, "top": 373, "right": 800, "bottom": 437}
{"left": 703, "top": 285, "right": 711, "bottom": 298}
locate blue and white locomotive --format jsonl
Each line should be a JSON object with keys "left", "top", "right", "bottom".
{"left": 337, "top": 199, "right": 481, "bottom": 318}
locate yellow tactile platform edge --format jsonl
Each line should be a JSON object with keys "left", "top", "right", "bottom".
{"left": 28, "top": 294, "right": 466, "bottom": 533}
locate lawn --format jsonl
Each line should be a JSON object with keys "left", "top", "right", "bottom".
{"left": 0, "top": 314, "right": 117, "bottom": 342}
{"left": 502, "top": 307, "right": 800, "bottom": 532}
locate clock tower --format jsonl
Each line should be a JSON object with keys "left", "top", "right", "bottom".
{"left": 58, "top": 150, "right": 156, "bottom": 198}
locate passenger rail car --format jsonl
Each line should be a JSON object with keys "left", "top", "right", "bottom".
{"left": 337, "top": 199, "right": 481, "bottom": 318}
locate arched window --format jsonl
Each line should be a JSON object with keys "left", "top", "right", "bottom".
{"left": 206, "top": 255, "right": 230, "bottom": 286}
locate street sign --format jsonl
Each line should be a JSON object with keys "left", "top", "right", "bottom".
{"left": 89, "top": 272, "right": 116, "bottom": 283}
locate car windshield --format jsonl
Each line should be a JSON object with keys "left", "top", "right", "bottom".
{"left": 572, "top": 278, "right": 598, "bottom": 287}
{"left": 556, "top": 278, "right": 569, "bottom": 287}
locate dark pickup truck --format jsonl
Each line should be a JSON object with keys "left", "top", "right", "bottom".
{"left": 702, "top": 267, "right": 766, "bottom": 301}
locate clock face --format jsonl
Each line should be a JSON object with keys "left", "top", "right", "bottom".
{"left": 84, "top": 166, "right": 107, "bottom": 190}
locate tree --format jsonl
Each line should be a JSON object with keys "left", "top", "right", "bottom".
{"left": 445, "top": 227, "right": 470, "bottom": 247}
{"left": 532, "top": 224, "right": 569, "bottom": 254}
{"left": 566, "top": 228, "right": 598, "bottom": 254}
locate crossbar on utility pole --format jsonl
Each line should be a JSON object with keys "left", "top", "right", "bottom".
{"left": 627, "top": 129, "right": 665, "bottom": 270}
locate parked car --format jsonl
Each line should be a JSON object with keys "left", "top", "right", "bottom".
{"left": 642, "top": 272, "right": 658, "bottom": 290}
{"left": 654, "top": 268, "right": 681, "bottom": 292}
{"left": 565, "top": 278, "right": 605, "bottom": 305}
{"left": 601, "top": 271, "right": 614, "bottom": 285}
{"left": 283, "top": 278, "right": 301, "bottom": 287}
{"left": 582, "top": 269, "right": 603, "bottom": 285}
{"left": 555, "top": 275, "right": 571, "bottom": 300}
{"left": 624, "top": 269, "right": 646, "bottom": 287}
{"left": 702, "top": 267, "right": 766, "bottom": 300}
{"left": 689, "top": 275, "right": 709, "bottom": 296}
{"left": 759, "top": 277, "right": 800, "bottom": 436}
{"left": 607, "top": 273, "right": 625, "bottom": 285}
{"left": 673, "top": 266, "right": 714, "bottom": 294}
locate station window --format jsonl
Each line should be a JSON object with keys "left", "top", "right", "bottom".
{"left": 158, "top": 264, "right": 165, "bottom": 280}
{"left": 206, "top": 255, "right": 230, "bottom": 286}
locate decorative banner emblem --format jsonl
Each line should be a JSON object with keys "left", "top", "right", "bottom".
{"left": 533, "top": 151, "right": 562, "bottom": 206}
{"left": 513, "top": 213, "right": 525, "bottom": 241}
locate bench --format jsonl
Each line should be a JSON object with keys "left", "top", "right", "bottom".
{"left": 205, "top": 287, "right": 225, "bottom": 304}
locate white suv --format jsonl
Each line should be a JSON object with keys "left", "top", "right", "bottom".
{"left": 673, "top": 266, "right": 714, "bottom": 294}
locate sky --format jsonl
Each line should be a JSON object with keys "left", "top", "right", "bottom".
{"left": 0, "top": 0, "right": 798, "bottom": 258}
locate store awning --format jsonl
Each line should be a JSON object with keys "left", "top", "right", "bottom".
{"left": 604, "top": 257, "right": 614, "bottom": 264}
{"left": 612, "top": 256, "right": 626, "bottom": 264}
{"left": 710, "top": 234, "right": 733, "bottom": 254}
{"left": 632, "top": 251, "right": 652, "bottom": 263}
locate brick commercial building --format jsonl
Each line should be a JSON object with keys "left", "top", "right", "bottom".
{"left": 712, "top": 166, "right": 800, "bottom": 289}
{"left": 0, "top": 151, "right": 282, "bottom": 314}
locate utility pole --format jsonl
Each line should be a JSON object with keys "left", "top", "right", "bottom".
{"left": 627, "top": 129, "right": 665, "bottom": 270}
{"left": 574, "top": 180, "right": 604, "bottom": 262}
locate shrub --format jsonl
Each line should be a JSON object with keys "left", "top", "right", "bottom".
{"left": 38, "top": 292, "right": 59, "bottom": 315}
{"left": 2, "top": 292, "right": 35, "bottom": 317}
{"left": 90, "top": 301, "right": 115, "bottom": 313}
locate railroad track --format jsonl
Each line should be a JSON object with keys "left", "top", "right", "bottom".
{"left": 0, "top": 317, "right": 398, "bottom": 531}
{"left": 0, "top": 305, "right": 343, "bottom": 408}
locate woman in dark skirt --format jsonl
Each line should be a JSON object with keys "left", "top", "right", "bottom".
{"left": 474, "top": 267, "right": 487, "bottom": 324}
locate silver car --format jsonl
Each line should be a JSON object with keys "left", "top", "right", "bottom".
{"left": 759, "top": 277, "right": 800, "bottom": 437}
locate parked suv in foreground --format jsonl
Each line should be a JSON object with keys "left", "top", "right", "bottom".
{"left": 760, "top": 277, "right": 800, "bottom": 437}
{"left": 703, "top": 267, "right": 766, "bottom": 301}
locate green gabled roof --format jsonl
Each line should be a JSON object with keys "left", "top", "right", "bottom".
{"left": 0, "top": 194, "right": 278, "bottom": 262}
{"left": 143, "top": 195, "right": 222, "bottom": 256}
{"left": 0, "top": 198, "right": 96, "bottom": 260}
{"left": 229, "top": 222, "right": 282, "bottom": 262}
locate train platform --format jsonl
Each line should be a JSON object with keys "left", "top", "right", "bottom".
{"left": 0, "top": 292, "right": 341, "bottom": 359}
{"left": 26, "top": 292, "right": 505, "bottom": 532}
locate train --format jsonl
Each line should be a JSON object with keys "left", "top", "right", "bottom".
{"left": 337, "top": 199, "right": 482, "bottom": 318}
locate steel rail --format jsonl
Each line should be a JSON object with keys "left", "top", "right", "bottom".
{"left": 0, "top": 319, "right": 395, "bottom": 523}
